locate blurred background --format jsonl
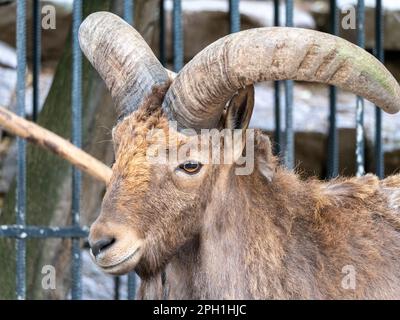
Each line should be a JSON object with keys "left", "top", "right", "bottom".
{"left": 0, "top": 0, "right": 399, "bottom": 299}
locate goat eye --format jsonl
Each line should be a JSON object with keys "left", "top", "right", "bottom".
{"left": 178, "top": 161, "right": 202, "bottom": 174}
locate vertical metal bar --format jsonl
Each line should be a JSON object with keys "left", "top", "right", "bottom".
{"left": 284, "top": 0, "right": 294, "bottom": 169}
{"left": 172, "top": 0, "right": 183, "bottom": 72}
{"left": 127, "top": 274, "right": 137, "bottom": 300}
{"left": 374, "top": 0, "right": 384, "bottom": 178}
{"left": 32, "top": 0, "right": 41, "bottom": 122}
{"left": 327, "top": 0, "right": 339, "bottom": 179}
{"left": 356, "top": 0, "right": 365, "bottom": 177}
{"left": 71, "top": 0, "right": 82, "bottom": 300}
{"left": 159, "top": 0, "right": 166, "bottom": 66}
{"left": 123, "top": 1, "right": 138, "bottom": 300}
{"left": 229, "top": 0, "right": 240, "bottom": 33}
{"left": 273, "top": 0, "right": 281, "bottom": 156}
{"left": 16, "top": 0, "right": 27, "bottom": 300}
{"left": 114, "top": 277, "right": 120, "bottom": 300}
{"left": 123, "top": 0, "right": 134, "bottom": 25}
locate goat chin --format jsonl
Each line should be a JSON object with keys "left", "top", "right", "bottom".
{"left": 98, "top": 246, "right": 143, "bottom": 276}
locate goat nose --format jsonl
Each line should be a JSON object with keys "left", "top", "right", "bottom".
{"left": 90, "top": 237, "right": 115, "bottom": 257}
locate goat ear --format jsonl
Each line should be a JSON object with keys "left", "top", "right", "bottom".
{"left": 224, "top": 85, "right": 255, "bottom": 130}
{"left": 255, "top": 131, "right": 276, "bottom": 181}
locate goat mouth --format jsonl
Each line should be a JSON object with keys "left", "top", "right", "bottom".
{"left": 97, "top": 246, "right": 142, "bottom": 275}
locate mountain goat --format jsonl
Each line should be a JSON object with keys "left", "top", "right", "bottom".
{"left": 79, "top": 12, "right": 400, "bottom": 299}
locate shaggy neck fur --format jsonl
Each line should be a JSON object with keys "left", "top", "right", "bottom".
{"left": 136, "top": 157, "right": 400, "bottom": 300}
{"left": 158, "top": 167, "right": 400, "bottom": 299}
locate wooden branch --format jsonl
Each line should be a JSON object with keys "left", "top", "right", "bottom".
{"left": 0, "top": 106, "right": 112, "bottom": 184}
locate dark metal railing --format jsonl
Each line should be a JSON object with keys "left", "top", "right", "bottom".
{"left": 0, "top": 0, "right": 388, "bottom": 300}
{"left": 71, "top": 0, "right": 83, "bottom": 300}
{"left": 173, "top": 0, "right": 183, "bottom": 72}
{"left": 327, "top": 0, "right": 339, "bottom": 178}
{"left": 284, "top": 0, "right": 294, "bottom": 169}
{"left": 121, "top": 0, "right": 138, "bottom": 300}
{"left": 356, "top": 0, "right": 366, "bottom": 177}
{"left": 159, "top": 0, "right": 167, "bottom": 67}
{"left": 32, "top": 0, "right": 41, "bottom": 122}
{"left": 374, "top": 0, "right": 384, "bottom": 178}
{"left": 15, "top": 0, "right": 27, "bottom": 300}
{"left": 273, "top": 0, "right": 281, "bottom": 156}
{"left": 229, "top": 0, "right": 240, "bottom": 33}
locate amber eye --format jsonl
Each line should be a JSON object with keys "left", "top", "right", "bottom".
{"left": 178, "top": 161, "right": 203, "bottom": 175}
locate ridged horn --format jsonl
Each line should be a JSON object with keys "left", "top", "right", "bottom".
{"left": 163, "top": 27, "right": 400, "bottom": 130}
{"left": 79, "top": 12, "right": 169, "bottom": 119}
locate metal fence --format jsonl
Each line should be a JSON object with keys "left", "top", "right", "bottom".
{"left": 0, "top": 0, "right": 386, "bottom": 299}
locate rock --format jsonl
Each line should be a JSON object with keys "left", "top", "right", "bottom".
{"left": 0, "top": 41, "right": 17, "bottom": 109}
{"left": 385, "top": 149, "right": 400, "bottom": 176}
{"left": 383, "top": 55, "right": 400, "bottom": 86}
{"left": 251, "top": 82, "right": 400, "bottom": 154}
{"left": 250, "top": 81, "right": 400, "bottom": 178}
{"left": 261, "top": 127, "right": 383, "bottom": 180}
{"left": 0, "top": 0, "right": 72, "bottom": 64}
{"left": 159, "top": 0, "right": 315, "bottom": 62}
{"left": 0, "top": 41, "right": 16, "bottom": 68}
{"left": 261, "top": 128, "right": 359, "bottom": 179}
{"left": 249, "top": 125, "right": 371, "bottom": 180}
{"left": 0, "top": 42, "right": 55, "bottom": 118}
{"left": 23, "top": 70, "right": 54, "bottom": 116}
{"left": 0, "top": 138, "right": 16, "bottom": 195}
{"left": 310, "top": 0, "right": 400, "bottom": 51}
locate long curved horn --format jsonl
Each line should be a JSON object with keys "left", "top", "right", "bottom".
{"left": 79, "top": 12, "right": 169, "bottom": 119}
{"left": 163, "top": 27, "right": 400, "bottom": 130}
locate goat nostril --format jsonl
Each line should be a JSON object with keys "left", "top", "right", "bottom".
{"left": 91, "top": 237, "right": 115, "bottom": 257}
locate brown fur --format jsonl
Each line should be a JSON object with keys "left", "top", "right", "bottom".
{"left": 92, "top": 86, "right": 400, "bottom": 299}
